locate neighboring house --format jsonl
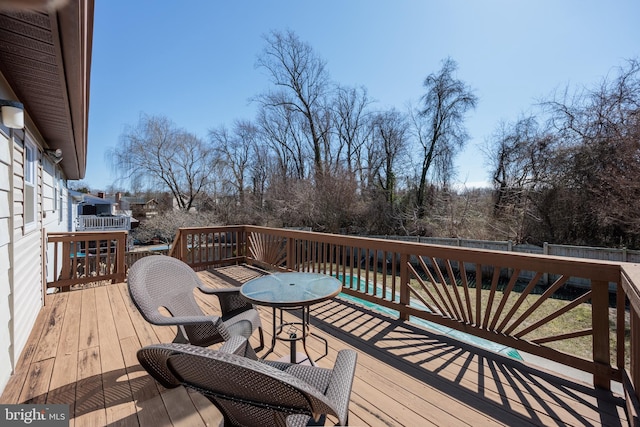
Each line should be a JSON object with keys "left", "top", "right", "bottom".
{"left": 124, "top": 196, "right": 159, "bottom": 220}
{"left": 0, "top": 1, "right": 93, "bottom": 396}
{"left": 70, "top": 190, "right": 135, "bottom": 231}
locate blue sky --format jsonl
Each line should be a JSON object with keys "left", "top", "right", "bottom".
{"left": 85, "top": 0, "right": 640, "bottom": 191}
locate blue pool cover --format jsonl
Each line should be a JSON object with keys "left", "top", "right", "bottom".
{"left": 334, "top": 274, "right": 523, "bottom": 361}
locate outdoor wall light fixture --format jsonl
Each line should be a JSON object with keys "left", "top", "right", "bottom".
{"left": 45, "top": 148, "right": 63, "bottom": 164}
{"left": 0, "top": 99, "right": 24, "bottom": 129}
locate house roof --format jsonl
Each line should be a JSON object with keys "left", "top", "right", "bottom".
{"left": 121, "top": 196, "right": 156, "bottom": 205}
{"left": 83, "top": 194, "right": 115, "bottom": 205}
{"left": 68, "top": 190, "right": 115, "bottom": 205}
{"left": 0, "top": 0, "right": 94, "bottom": 179}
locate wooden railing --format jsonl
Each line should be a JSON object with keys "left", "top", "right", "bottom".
{"left": 168, "top": 226, "right": 246, "bottom": 270}
{"left": 621, "top": 265, "right": 640, "bottom": 424}
{"left": 125, "top": 247, "right": 170, "bottom": 266}
{"left": 46, "top": 231, "right": 127, "bottom": 289}
{"left": 171, "top": 225, "right": 640, "bottom": 425}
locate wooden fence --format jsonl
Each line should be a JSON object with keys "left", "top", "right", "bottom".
{"left": 370, "top": 236, "right": 640, "bottom": 289}
{"left": 370, "top": 235, "right": 640, "bottom": 262}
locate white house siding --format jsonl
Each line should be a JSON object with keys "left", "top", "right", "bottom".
{"left": 0, "top": 120, "right": 70, "bottom": 395}
{"left": 11, "top": 230, "right": 41, "bottom": 361}
{"left": 11, "top": 131, "right": 44, "bottom": 373}
{"left": 0, "top": 130, "right": 13, "bottom": 393}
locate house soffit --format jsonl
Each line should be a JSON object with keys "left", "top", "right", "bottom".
{"left": 0, "top": 1, "right": 93, "bottom": 180}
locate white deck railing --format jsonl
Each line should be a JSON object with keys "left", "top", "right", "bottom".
{"left": 76, "top": 215, "right": 131, "bottom": 231}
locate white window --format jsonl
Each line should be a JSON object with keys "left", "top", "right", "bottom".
{"left": 53, "top": 171, "right": 58, "bottom": 212}
{"left": 58, "top": 178, "right": 64, "bottom": 223}
{"left": 24, "top": 139, "right": 37, "bottom": 229}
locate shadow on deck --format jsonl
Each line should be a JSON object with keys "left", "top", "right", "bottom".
{"left": 0, "top": 265, "right": 628, "bottom": 426}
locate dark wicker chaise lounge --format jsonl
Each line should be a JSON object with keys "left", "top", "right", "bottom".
{"left": 137, "top": 336, "right": 357, "bottom": 426}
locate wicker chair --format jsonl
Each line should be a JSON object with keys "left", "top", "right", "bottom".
{"left": 128, "top": 255, "right": 264, "bottom": 350}
{"left": 137, "top": 336, "right": 357, "bottom": 426}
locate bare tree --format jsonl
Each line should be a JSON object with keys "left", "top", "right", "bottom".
{"left": 250, "top": 143, "right": 273, "bottom": 212}
{"left": 255, "top": 30, "right": 332, "bottom": 178}
{"left": 332, "top": 85, "right": 373, "bottom": 178}
{"left": 413, "top": 58, "right": 477, "bottom": 216}
{"left": 110, "top": 114, "right": 215, "bottom": 211}
{"left": 484, "top": 115, "right": 557, "bottom": 242}
{"left": 488, "top": 116, "right": 555, "bottom": 209}
{"left": 370, "top": 109, "right": 409, "bottom": 206}
{"left": 483, "top": 58, "right": 640, "bottom": 246}
{"left": 545, "top": 59, "right": 640, "bottom": 245}
{"left": 257, "top": 105, "right": 307, "bottom": 179}
{"left": 133, "top": 210, "right": 220, "bottom": 244}
{"left": 209, "top": 120, "right": 260, "bottom": 204}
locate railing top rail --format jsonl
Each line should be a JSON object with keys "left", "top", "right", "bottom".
{"left": 173, "top": 225, "right": 246, "bottom": 232}
{"left": 621, "top": 263, "right": 640, "bottom": 313}
{"left": 48, "top": 231, "right": 128, "bottom": 242}
{"left": 48, "top": 230, "right": 128, "bottom": 236}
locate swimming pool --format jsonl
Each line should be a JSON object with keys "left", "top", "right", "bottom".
{"left": 334, "top": 274, "right": 522, "bottom": 360}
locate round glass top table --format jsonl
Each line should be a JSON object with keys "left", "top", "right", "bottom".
{"left": 240, "top": 272, "right": 342, "bottom": 364}
{"left": 241, "top": 272, "right": 342, "bottom": 307}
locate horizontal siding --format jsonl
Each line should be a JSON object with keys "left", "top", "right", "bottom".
{"left": 0, "top": 244, "right": 11, "bottom": 395}
{"left": 0, "top": 218, "right": 8, "bottom": 247}
{"left": 0, "top": 162, "right": 8, "bottom": 191}
{"left": 12, "top": 232, "right": 42, "bottom": 358}
{"left": 9, "top": 133, "right": 44, "bottom": 380}
{"left": 0, "top": 190, "right": 9, "bottom": 221}
{"left": 0, "top": 132, "right": 11, "bottom": 394}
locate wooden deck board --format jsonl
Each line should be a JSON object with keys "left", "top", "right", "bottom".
{"left": 0, "top": 265, "right": 629, "bottom": 426}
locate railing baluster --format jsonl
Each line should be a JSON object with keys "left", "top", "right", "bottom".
{"left": 445, "top": 260, "right": 466, "bottom": 323}
{"left": 399, "top": 253, "right": 409, "bottom": 321}
{"left": 431, "top": 257, "right": 461, "bottom": 321}
{"left": 497, "top": 272, "right": 543, "bottom": 333}
{"left": 459, "top": 260, "right": 473, "bottom": 325}
{"left": 418, "top": 256, "right": 453, "bottom": 317}
{"left": 631, "top": 309, "right": 640, "bottom": 419}
{"left": 489, "top": 269, "right": 520, "bottom": 331}
{"left": 475, "top": 263, "right": 482, "bottom": 327}
{"left": 365, "top": 248, "right": 370, "bottom": 294}
{"left": 592, "top": 280, "right": 611, "bottom": 390}
{"left": 382, "top": 250, "right": 388, "bottom": 299}
{"left": 617, "top": 283, "right": 626, "bottom": 373}
{"left": 391, "top": 251, "right": 397, "bottom": 303}
{"left": 483, "top": 267, "right": 501, "bottom": 329}
{"left": 504, "top": 275, "right": 569, "bottom": 336}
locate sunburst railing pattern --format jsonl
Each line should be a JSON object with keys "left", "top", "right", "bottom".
{"left": 247, "top": 231, "right": 287, "bottom": 268}
{"left": 405, "top": 258, "right": 595, "bottom": 347}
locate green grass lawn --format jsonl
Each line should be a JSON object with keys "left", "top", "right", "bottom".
{"left": 329, "top": 263, "right": 630, "bottom": 368}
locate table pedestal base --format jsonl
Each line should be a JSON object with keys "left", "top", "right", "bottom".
{"left": 261, "top": 306, "right": 329, "bottom": 365}
{"left": 275, "top": 352, "right": 312, "bottom": 365}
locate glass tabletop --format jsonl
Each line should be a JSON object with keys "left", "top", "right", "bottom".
{"left": 240, "top": 272, "right": 342, "bottom": 307}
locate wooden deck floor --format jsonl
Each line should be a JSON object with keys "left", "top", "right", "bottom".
{"left": 0, "top": 265, "right": 629, "bottom": 426}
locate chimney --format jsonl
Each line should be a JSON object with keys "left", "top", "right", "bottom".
{"left": 98, "top": 191, "right": 105, "bottom": 199}
{"left": 115, "top": 192, "right": 122, "bottom": 203}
